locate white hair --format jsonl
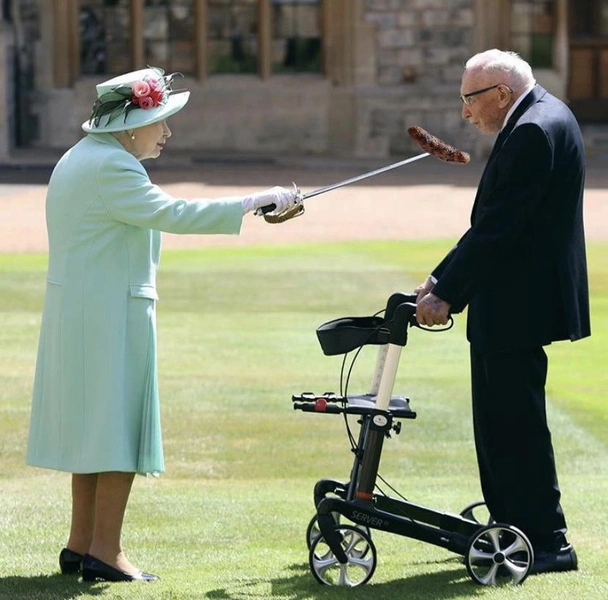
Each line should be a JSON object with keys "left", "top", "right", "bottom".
{"left": 465, "top": 49, "right": 536, "bottom": 91}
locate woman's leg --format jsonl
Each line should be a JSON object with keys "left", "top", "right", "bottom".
{"left": 66, "top": 473, "right": 98, "bottom": 554}
{"left": 87, "top": 471, "right": 138, "bottom": 574}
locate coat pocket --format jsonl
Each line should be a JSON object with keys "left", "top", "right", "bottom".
{"left": 129, "top": 284, "right": 159, "bottom": 300}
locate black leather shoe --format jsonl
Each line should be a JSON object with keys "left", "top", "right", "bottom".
{"left": 530, "top": 544, "right": 578, "bottom": 575}
{"left": 81, "top": 554, "right": 159, "bottom": 582}
{"left": 59, "top": 548, "right": 84, "bottom": 575}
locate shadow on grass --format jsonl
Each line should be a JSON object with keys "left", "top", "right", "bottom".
{"left": 0, "top": 574, "right": 108, "bottom": 599}
{"left": 206, "top": 560, "right": 482, "bottom": 600}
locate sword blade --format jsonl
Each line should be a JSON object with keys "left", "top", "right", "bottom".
{"left": 301, "top": 152, "right": 431, "bottom": 200}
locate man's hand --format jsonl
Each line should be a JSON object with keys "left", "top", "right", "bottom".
{"left": 414, "top": 276, "right": 436, "bottom": 303}
{"left": 416, "top": 292, "right": 451, "bottom": 327}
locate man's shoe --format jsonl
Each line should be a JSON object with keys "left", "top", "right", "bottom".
{"left": 530, "top": 544, "right": 578, "bottom": 575}
{"left": 59, "top": 548, "right": 84, "bottom": 575}
{"left": 81, "top": 554, "right": 159, "bottom": 582}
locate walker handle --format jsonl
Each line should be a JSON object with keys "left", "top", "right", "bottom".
{"left": 389, "top": 302, "right": 418, "bottom": 347}
{"left": 384, "top": 293, "right": 417, "bottom": 321}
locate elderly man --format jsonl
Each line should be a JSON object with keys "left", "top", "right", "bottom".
{"left": 415, "top": 49, "right": 589, "bottom": 575}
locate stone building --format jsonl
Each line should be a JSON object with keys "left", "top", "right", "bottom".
{"left": 0, "top": 0, "right": 606, "bottom": 162}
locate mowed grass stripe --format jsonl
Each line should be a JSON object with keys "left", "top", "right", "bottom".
{"left": 0, "top": 241, "right": 606, "bottom": 599}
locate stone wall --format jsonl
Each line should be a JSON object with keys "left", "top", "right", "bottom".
{"left": 2, "top": 0, "right": 576, "bottom": 160}
{"left": 19, "top": 0, "right": 483, "bottom": 159}
{"left": 37, "top": 74, "right": 332, "bottom": 157}
{"left": 357, "top": 0, "right": 479, "bottom": 157}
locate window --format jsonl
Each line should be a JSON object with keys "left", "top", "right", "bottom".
{"left": 510, "top": 0, "right": 556, "bottom": 68}
{"left": 570, "top": 0, "right": 608, "bottom": 38}
{"left": 2, "top": 0, "right": 12, "bottom": 21}
{"left": 272, "top": 0, "right": 322, "bottom": 73}
{"left": 80, "top": 1, "right": 132, "bottom": 75}
{"left": 143, "top": 0, "right": 197, "bottom": 74}
{"left": 78, "top": 0, "right": 323, "bottom": 78}
{"left": 208, "top": 0, "right": 259, "bottom": 74}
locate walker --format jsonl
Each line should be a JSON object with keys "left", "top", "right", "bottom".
{"left": 293, "top": 292, "right": 534, "bottom": 587}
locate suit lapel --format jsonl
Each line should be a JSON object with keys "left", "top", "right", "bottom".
{"left": 471, "top": 86, "right": 547, "bottom": 222}
{"left": 489, "top": 85, "right": 546, "bottom": 158}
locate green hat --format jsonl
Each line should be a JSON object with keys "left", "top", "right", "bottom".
{"left": 82, "top": 66, "right": 190, "bottom": 133}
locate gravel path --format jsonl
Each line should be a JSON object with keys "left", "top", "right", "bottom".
{"left": 1, "top": 156, "right": 606, "bottom": 253}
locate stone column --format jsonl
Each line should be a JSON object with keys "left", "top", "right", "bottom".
{"left": 326, "top": 0, "right": 377, "bottom": 156}
{"left": 473, "top": 0, "right": 510, "bottom": 53}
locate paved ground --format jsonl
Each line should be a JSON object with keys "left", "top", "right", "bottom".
{"left": 1, "top": 151, "right": 607, "bottom": 253}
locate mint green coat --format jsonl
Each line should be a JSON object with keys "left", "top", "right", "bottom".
{"left": 27, "top": 133, "right": 243, "bottom": 475}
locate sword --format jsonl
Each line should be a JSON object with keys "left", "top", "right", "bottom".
{"left": 300, "top": 152, "right": 430, "bottom": 200}
{"left": 261, "top": 127, "right": 470, "bottom": 223}
{"left": 259, "top": 152, "right": 430, "bottom": 222}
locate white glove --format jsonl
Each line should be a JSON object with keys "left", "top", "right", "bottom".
{"left": 242, "top": 186, "right": 299, "bottom": 215}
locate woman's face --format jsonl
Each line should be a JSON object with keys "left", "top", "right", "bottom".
{"left": 124, "top": 120, "right": 172, "bottom": 160}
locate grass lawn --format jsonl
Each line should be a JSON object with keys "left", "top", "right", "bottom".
{"left": 0, "top": 240, "right": 606, "bottom": 599}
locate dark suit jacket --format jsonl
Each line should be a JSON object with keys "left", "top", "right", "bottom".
{"left": 431, "top": 85, "right": 591, "bottom": 353}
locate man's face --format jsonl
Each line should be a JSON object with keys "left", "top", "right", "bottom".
{"left": 460, "top": 70, "right": 512, "bottom": 135}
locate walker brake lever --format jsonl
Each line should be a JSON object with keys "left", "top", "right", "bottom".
{"left": 413, "top": 315, "right": 454, "bottom": 332}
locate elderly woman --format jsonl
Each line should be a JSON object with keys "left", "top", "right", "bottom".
{"left": 26, "top": 67, "right": 298, "bottom": 582}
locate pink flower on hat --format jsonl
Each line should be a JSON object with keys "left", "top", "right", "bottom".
{"left": 148, "top": 86, "right": 165, "bottom": 106}
{"left": 131, "top": 80, "right": 151, "bottom": 98}
{"left": 136, "top": 96, "right": 155, "bottom": 109}
{"left": 131, "top": 77, "right": 165, "bottom": 109}
{"left": 147, "top": 78, "right": 162, "bottom": 92}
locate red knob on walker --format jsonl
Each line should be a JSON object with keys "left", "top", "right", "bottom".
{"left": 314, "top": 398, "right": 328, "bottom": 411}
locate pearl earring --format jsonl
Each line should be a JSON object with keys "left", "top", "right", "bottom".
{"left": 130, "top": 132, "right": 135, "bottom": 141}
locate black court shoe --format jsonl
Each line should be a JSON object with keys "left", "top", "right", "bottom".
{"left": 59, "top": 548, "right": 84, "bottom": 575}
{"left": 81, "top": 554, "right": 159, "bottom": 582}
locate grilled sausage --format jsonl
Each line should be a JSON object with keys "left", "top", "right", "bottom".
{"left": 408, "top": 126, "right": 470, "bottom": 164}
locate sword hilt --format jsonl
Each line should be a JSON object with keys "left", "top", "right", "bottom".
{"left": 260, "top": 182, "right": 305, "bottom": 223}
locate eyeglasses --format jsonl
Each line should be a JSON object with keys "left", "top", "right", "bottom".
{"left": 460, "top": 84, "right": 513, "bottom": 106}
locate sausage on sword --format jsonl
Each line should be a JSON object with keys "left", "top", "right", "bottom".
{"left": 407, "top": 126, "right": 471, "bottom": 164}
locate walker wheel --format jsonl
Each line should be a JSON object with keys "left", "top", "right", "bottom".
{"left": 306, "top": 513, "right": 371, "bottom": 552}
{"left": 309, "top": 524, "right": 377, "bottom": 586}
{"left": 459, "top": 500, "right": 494, "bottom": 525}
{"left": 465, "top": 524, "right": 533, "bottom": 585}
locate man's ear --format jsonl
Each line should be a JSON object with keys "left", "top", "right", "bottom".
{"left": 498, "top": 85, "right": 514, "bottom": 108}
